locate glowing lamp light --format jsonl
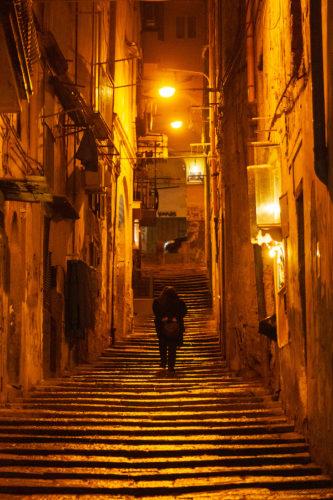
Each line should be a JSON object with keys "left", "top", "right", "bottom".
{"left": 170, "top": 120, "right": 183, "bottom": 129}
{"left": 252, "top": 230, "right": 284, "bottom": 262}
{"left": 256, "top": 202, "right": 281, "bottom": 221}
{"left": 158, "top": 86, "right": 176, "bottom": 98}
{"left": 189, "top": 163, "right": 201, "bottom": 175}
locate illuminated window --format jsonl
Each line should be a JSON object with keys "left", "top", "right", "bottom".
{"left": 290, "top": 0, "right": 303, "bottom": 75}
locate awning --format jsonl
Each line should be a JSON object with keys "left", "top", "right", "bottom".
{"left": 46, "top": 195, "right": 79, "bottom": 221}
{"left": 0, "top": 176, "right": 53, "bottom": 202}
{"left": 0, "top": 0, "right": 39, "bottom": 97}
{"left": 75, "top": 129, "right": 98, "bottom": 171}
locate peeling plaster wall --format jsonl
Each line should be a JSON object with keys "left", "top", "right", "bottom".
{"left": 111, "top": 0, "right": 139, "bottom": 340}
{"left": 218, "top": 0, "right": 260, "bottom": 376}
{"left": 305, "top": 0, "right": 333, "bottom": 474}
{"left": 0, "top": 0, "right": 139, "bottom": 404}
{"left": 217, "top": 0, "right": 333, "bottom": 474}
{"left": 252, "top": 0, "right": 333, "bottom": 473}
{"left": 0, "top": 97, "right": 45, "bottom": 400}
{"left": 42, "top": 0, "right": 115, "bottom": 369}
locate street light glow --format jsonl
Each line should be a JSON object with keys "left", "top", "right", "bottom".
{"left": 158, "top": 86, "right": 176, "bottom": 98}
{"left": 170, "top": 120, "right": 183, "bottom": 129}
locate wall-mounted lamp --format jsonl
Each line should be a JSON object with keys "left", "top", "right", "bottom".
{"left": 185, "top": 157, "right": 205, "bottom": 183}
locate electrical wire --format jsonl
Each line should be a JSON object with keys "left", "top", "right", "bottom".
{"left": 219, "top": 1, "right": 249, "bottom": 91}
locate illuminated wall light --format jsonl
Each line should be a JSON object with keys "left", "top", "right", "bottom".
{"left": 252, "top": 230, "right": 285, "bottom": 289}
{"left": 170, "top": 120, "right": 183, "bottom": 129}
{"left": 189, "top": 163, "right": 201, "bottom": 175}
{"left": 252, "top": 229, "right": 272, "bottom": 246}
{"left": 252, "top": 230, "right": 284, "bottom": 261}
{"left": 158, "top": 86, "right": 176, "bottom": 98}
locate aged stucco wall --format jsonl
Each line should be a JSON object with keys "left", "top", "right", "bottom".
{"left": 305, "top": 0, "right": 333, "bottom": 474}
{"left": 0, "top": 0, "right": 139, "bottom": 404}
{"left": 213, "top": 0, "right": 333, "bottom": 475}
{"left": 252, "top": 0, "right": 333, "bottom": 473}
{"left": 111, "top": 0, "right": 139, "bottom": 340}
{"left": 217, "top": 0, "right": 260, "bottom": 375}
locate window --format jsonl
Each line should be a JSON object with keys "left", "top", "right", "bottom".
{"left": 143, "top": 4, "right": 158, "bottom": 30}
{"left": 176, "top": 17, "right": 185, "bottom": 39}
{"left": 187, "top": 17, "right": 197, "bottom": 39}
{"left": 290, "top": 0, "right": 303, "bottom": 76}
{"left": 176, "top": 16, "right": 197, "bottom": 39}
{"left": 142, "top": 3, "right": 164, "bottom": 40}
{"left": 88, "top": 193, "right": 105, "bottom": 219}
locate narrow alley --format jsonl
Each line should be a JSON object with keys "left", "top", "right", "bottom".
{"left": 0, "top": 267, "right": 332, "bottom": 499}
{"left": 1, "top": 0, "right": 333, "bottom": 497}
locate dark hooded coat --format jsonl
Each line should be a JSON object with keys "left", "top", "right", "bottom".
{"left": 152, "top": 286, "right": 187, "bottom": 339}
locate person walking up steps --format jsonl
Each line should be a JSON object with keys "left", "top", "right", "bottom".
{"left": 153, "top": 286, "right": 187, "bottom": 375}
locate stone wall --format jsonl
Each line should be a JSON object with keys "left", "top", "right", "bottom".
{"left": 215, "top": 0, "right": 333, "bottom": 475}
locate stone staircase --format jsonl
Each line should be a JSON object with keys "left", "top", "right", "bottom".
{"left": 152, "top": 270, "right": 213, "bottom": 310}
{"left": 0, "top": 269, "right": 332, "bottom": 498}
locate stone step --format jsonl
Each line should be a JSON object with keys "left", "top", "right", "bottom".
{"left": 0, "top": 269, "right": 331, "bottom": 498}
{"left": 0, "top": 421, "right": 296, "bottom": 434}
{"left": 0, "top": 451, "right": 314, "bottom": 467}
{"left": 0, "top": 463, "right": 323, "bottom": 478}
{"left": 0, "top": 432, "right": 304, "bottom": 445}
{"left": 0, "top": 442, "right": 310, "bottom": 456}
{"left": 0, "top": 474, "right": 331, "bottom": 497}
{"left": 19, "top": 397, "right": 272, "bottom": 408}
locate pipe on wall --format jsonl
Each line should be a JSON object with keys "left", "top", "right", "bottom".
{"left": 246, "top": 0, "right": 255, "bottom": 103}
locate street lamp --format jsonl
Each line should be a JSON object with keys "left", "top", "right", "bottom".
{"left": 170, "top": 120, "right": 183, "bottom": 129}
{"left": 158, "top": 86, "right": 176, "bottom": 98}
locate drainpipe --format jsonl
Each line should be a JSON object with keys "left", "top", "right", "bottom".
{"left": 310, "top": 0, "right": 328, "bottom": 184}
{"left": 207, "top": 0, "right": 216, "bottom": 279}
{"left": 110, "top": 167, "right": 119, "bottom": 345}
{"left": 72, "top": 0, "right": 79, "bottom": 256}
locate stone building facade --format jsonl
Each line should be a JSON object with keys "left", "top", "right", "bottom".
{"left": 0, "top": 0, "right": 139, "bottom": 404}
{"left": 1, "top": 0, "right": 332, "bottom": 481}
{"left": 137, "top": 0, "right": 208, "bottom": 266}
{"left": 209, "top": 0, "right": 333, "bottom": 476}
